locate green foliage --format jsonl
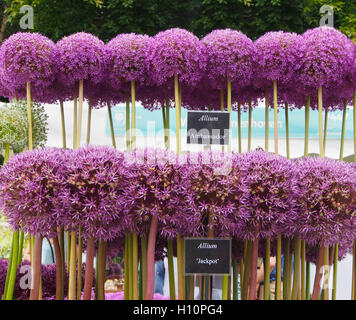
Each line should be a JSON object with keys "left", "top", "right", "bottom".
{"left": 0, "top": 0, "right": 355, "bottom": 42}
{"left": 0, "top": 100, "right": 48, "bottom": 153}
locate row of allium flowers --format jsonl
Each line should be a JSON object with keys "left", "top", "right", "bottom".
{"left": 0, "top": 27, "right": 354, "bottom": 111}
{"left": 0, "top": 147, "right": 355, "bottom": 300}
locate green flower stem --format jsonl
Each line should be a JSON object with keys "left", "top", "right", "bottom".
{"left": 17, "top": 230, "right": 24, "bottom": 266}
{"left": 124, "top": 234, "right": 129, "bottom": 300}
{"left": 249, "top": 235, "right": 259, "bottom": 300}
{"left": 129, "top": 233, "right": 133, "bottom": 300}
{"left": 323, "top": 246, "right": 329, "bottom": 300}
{"left": 166, "top": 96, "right": 170, "bottom": 149}
{"left": 227, "top": 80, "right": 232, "bottom": 152}
{"left": 131, "top": 233, "right": 138, "bottom": 300}
{"left": 301, "top": 240, "right": 306, "bottom": 300}
{"left": 306, "top": 262, "right": 311, "bottom": 300}
{"left": 222, "top": 274, "right": 228, "bottom": 300}
{"left": 275, "top": 234, "right": 282, "bottom": 300}
{"left": 265, "top": 90, "right": 269, "bottom": 152}
{"left": 3, "top": 231, "right": 15, "bottom": 299}
{"left": 83, "top": 237, "right": 95, "bottom": 300}
{"left": 52, "top": 236, "right": 63, "bottom": 300}
{"left": 66, "top": 231, "right": 71, "bottom": 266}
{"left": 59, "top": 100, "right": 67, "bottom": 148}
{"left": 318, "top": 86, "right": 324, "bottom": 158}
{"left": 204, "top": 275, "right": 209, "bottom": 300}
{"left": 68, "top": 231, "right": 77, "bottom": 300}
{"left": 146, "top": 217, "right": 158, "bottom": 300}
{"left": 73, "top": 95, "right": 78, "bottom": 149}
{"left": 97, "top": 240, "right": 106, "bottom": 300}
{"left": 304, "top": 96, "right": 311, "bottom": 157}
{"left": 323, "top": 107, "right": 328, "bottom": 154}
{"left": 264, "top": 237, "right": 271, "bottom": 300}
{"left": 285, "top": 103, "right": 290, "bottom": 159}
{"left": 140, "top": 236, "right": 147, "bottom": 300}
{"left": 126, "top": 94, "right": 131, "bottom": 150}
{"left": 291, "top": 237, "right": 301, "bottom": 300}
{"left": 107, "top": 102, "right": 116, "bottom": 148}
{"left": 332, "top": 244, "right": 338, "bottom": 300}
{"left": 185, "top": 276, "right": 190, "bottom": 300}
{"left": 177, "top": 234, "right": 185, "bottom": 300}
{"left": 174, "top": 74, "right": 181, "bottom": 155}
{"left": 29, "top": 235, "right": 43, "bottom": 300}
{"left": 242, "top": 241, "right": 251, "bottom": 300}
{"left": 86, "top": 99, "right": 92, "bottom": 145}
{"left": 340, "top": 101, "right": 347, "bottom": 161}
{"left": 239, "top": 256, "right": 244, "bottom": 295}
{"left": 167, "top": 239, "right": 176, "bottom": 300}
{"left": 283, "top": 238, "right": 290, "bottom": 300}
{"left": 77, "top": 80, "right": 84, "bottom": 148}
{"left": 238, "top": 103, "right": 242, "bottom": 153}
{"left": 77, "top": 227, "right": 83, "bottom": 300}
{"left": 139, "top": 258, "right": 143, "bottom": 300}
{"left": 311, "top": 246, "right": 324, "bottom": 300}
{"left": 288, "top": 251, "right": 293, "bottom": 298}
{"left": 162, "top": 103, "right": 167, "bottom": 148}
{"left": 233, "top": 259, "right": 238, "bottom": 300}
{"left": 95, "top": 249, "right": 98, "bottom": 300}
{"left": 26, "top": 81, "right": 33, "bottom": 150}
{"left": 248, "top": 100, "right": 252, "bottom": 152}
{"left": 273, "top": 80, "right": 278, "bottom": 155}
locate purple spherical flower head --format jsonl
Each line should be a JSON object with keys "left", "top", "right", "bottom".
{"left": 146, "top": 28, "right": 206, "bottom": 88}
{"left": 0, "top": 32, "right": 56, "bottom": 95}
{"left": 254, "top": 31, "right": 301, "bottom": 89}
{"left": 58, "top": 145, "right": 127, "bottom": 242}
{"left": 123, "top": 148, "right": 195, "bottom": 239}
{"left": 202, "top": 29, "right": 255, "bottom": 90}
{"left": 106, "top": 33, "right": 151, "bottom": 90}
{"left": 54, "top": 32, "right": 106, "bottom": 87}
{"left": 179, "top": 151, "right": 247, "bottom": 238}
{"left": 0, "top": 148, "right": 68, "bottom": 237}
{"left": 296, "top": 27, "right": 355, "bottom": 95}
{"left": 236, "top": 149, "right": 298, "bottom": 241}
{"left": 295, "top": 157, "right": 356, "bottom": 247}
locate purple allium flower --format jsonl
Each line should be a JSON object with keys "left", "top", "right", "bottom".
{"left": 254, "top": 31, "right": 301, "bottom": 88}
{"left": 0, "top": 32, "right": 56, "bottom": 94}
{"left": 57, "top": 145, "right": 127, "bottom": 242}
{"left": 123, "top": 148, "right": 195, "bottom": 239}
{"left": 295, "top": 157, "right": 356, "bottom": 247}
{"left": 106, "top": 33, "right": 151, "bottom": 89}
{"left": 236, "top": 150, "right": 298, "bottom": 241}
{"left": 202, "top": 29, "right": 255, "bottom": 90}
{"left": 296, "top": 27, "right": 355, "bottom": 94}
{"left": 179, "top": 151, "right": 246, "bottom": 238}
{"left": 146, "top": 28, "right": 206, "bottom": 88}
{"left": 54, "top": 32, "right": 106, "bottom": 87}
{"left": 0, "top": 148, "right": 68, "bottom": 237}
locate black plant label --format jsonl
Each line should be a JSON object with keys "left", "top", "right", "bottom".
{"left": 187, "top": 111, "right": 230, "bottom": 145}
{"left": 184, "top": 238, "right": 231, "bottom": 275}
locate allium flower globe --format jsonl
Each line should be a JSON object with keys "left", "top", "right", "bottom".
{"left": 106, "top": 33, "right": 151, "bottom": 89}
{"left": 0, "top": 32, "right": 56, "bottom": 93}
{"left": 0, "top": 148, "right": 68, "bottom": 237}
{"left": 146, "top": 28, "right": 206, "bottom": 87}
{"left": 54, "top": 32, "right": 106, "bottom": 87}
{"left": 202, "top": 29, "right": 255, "bottom": 90}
